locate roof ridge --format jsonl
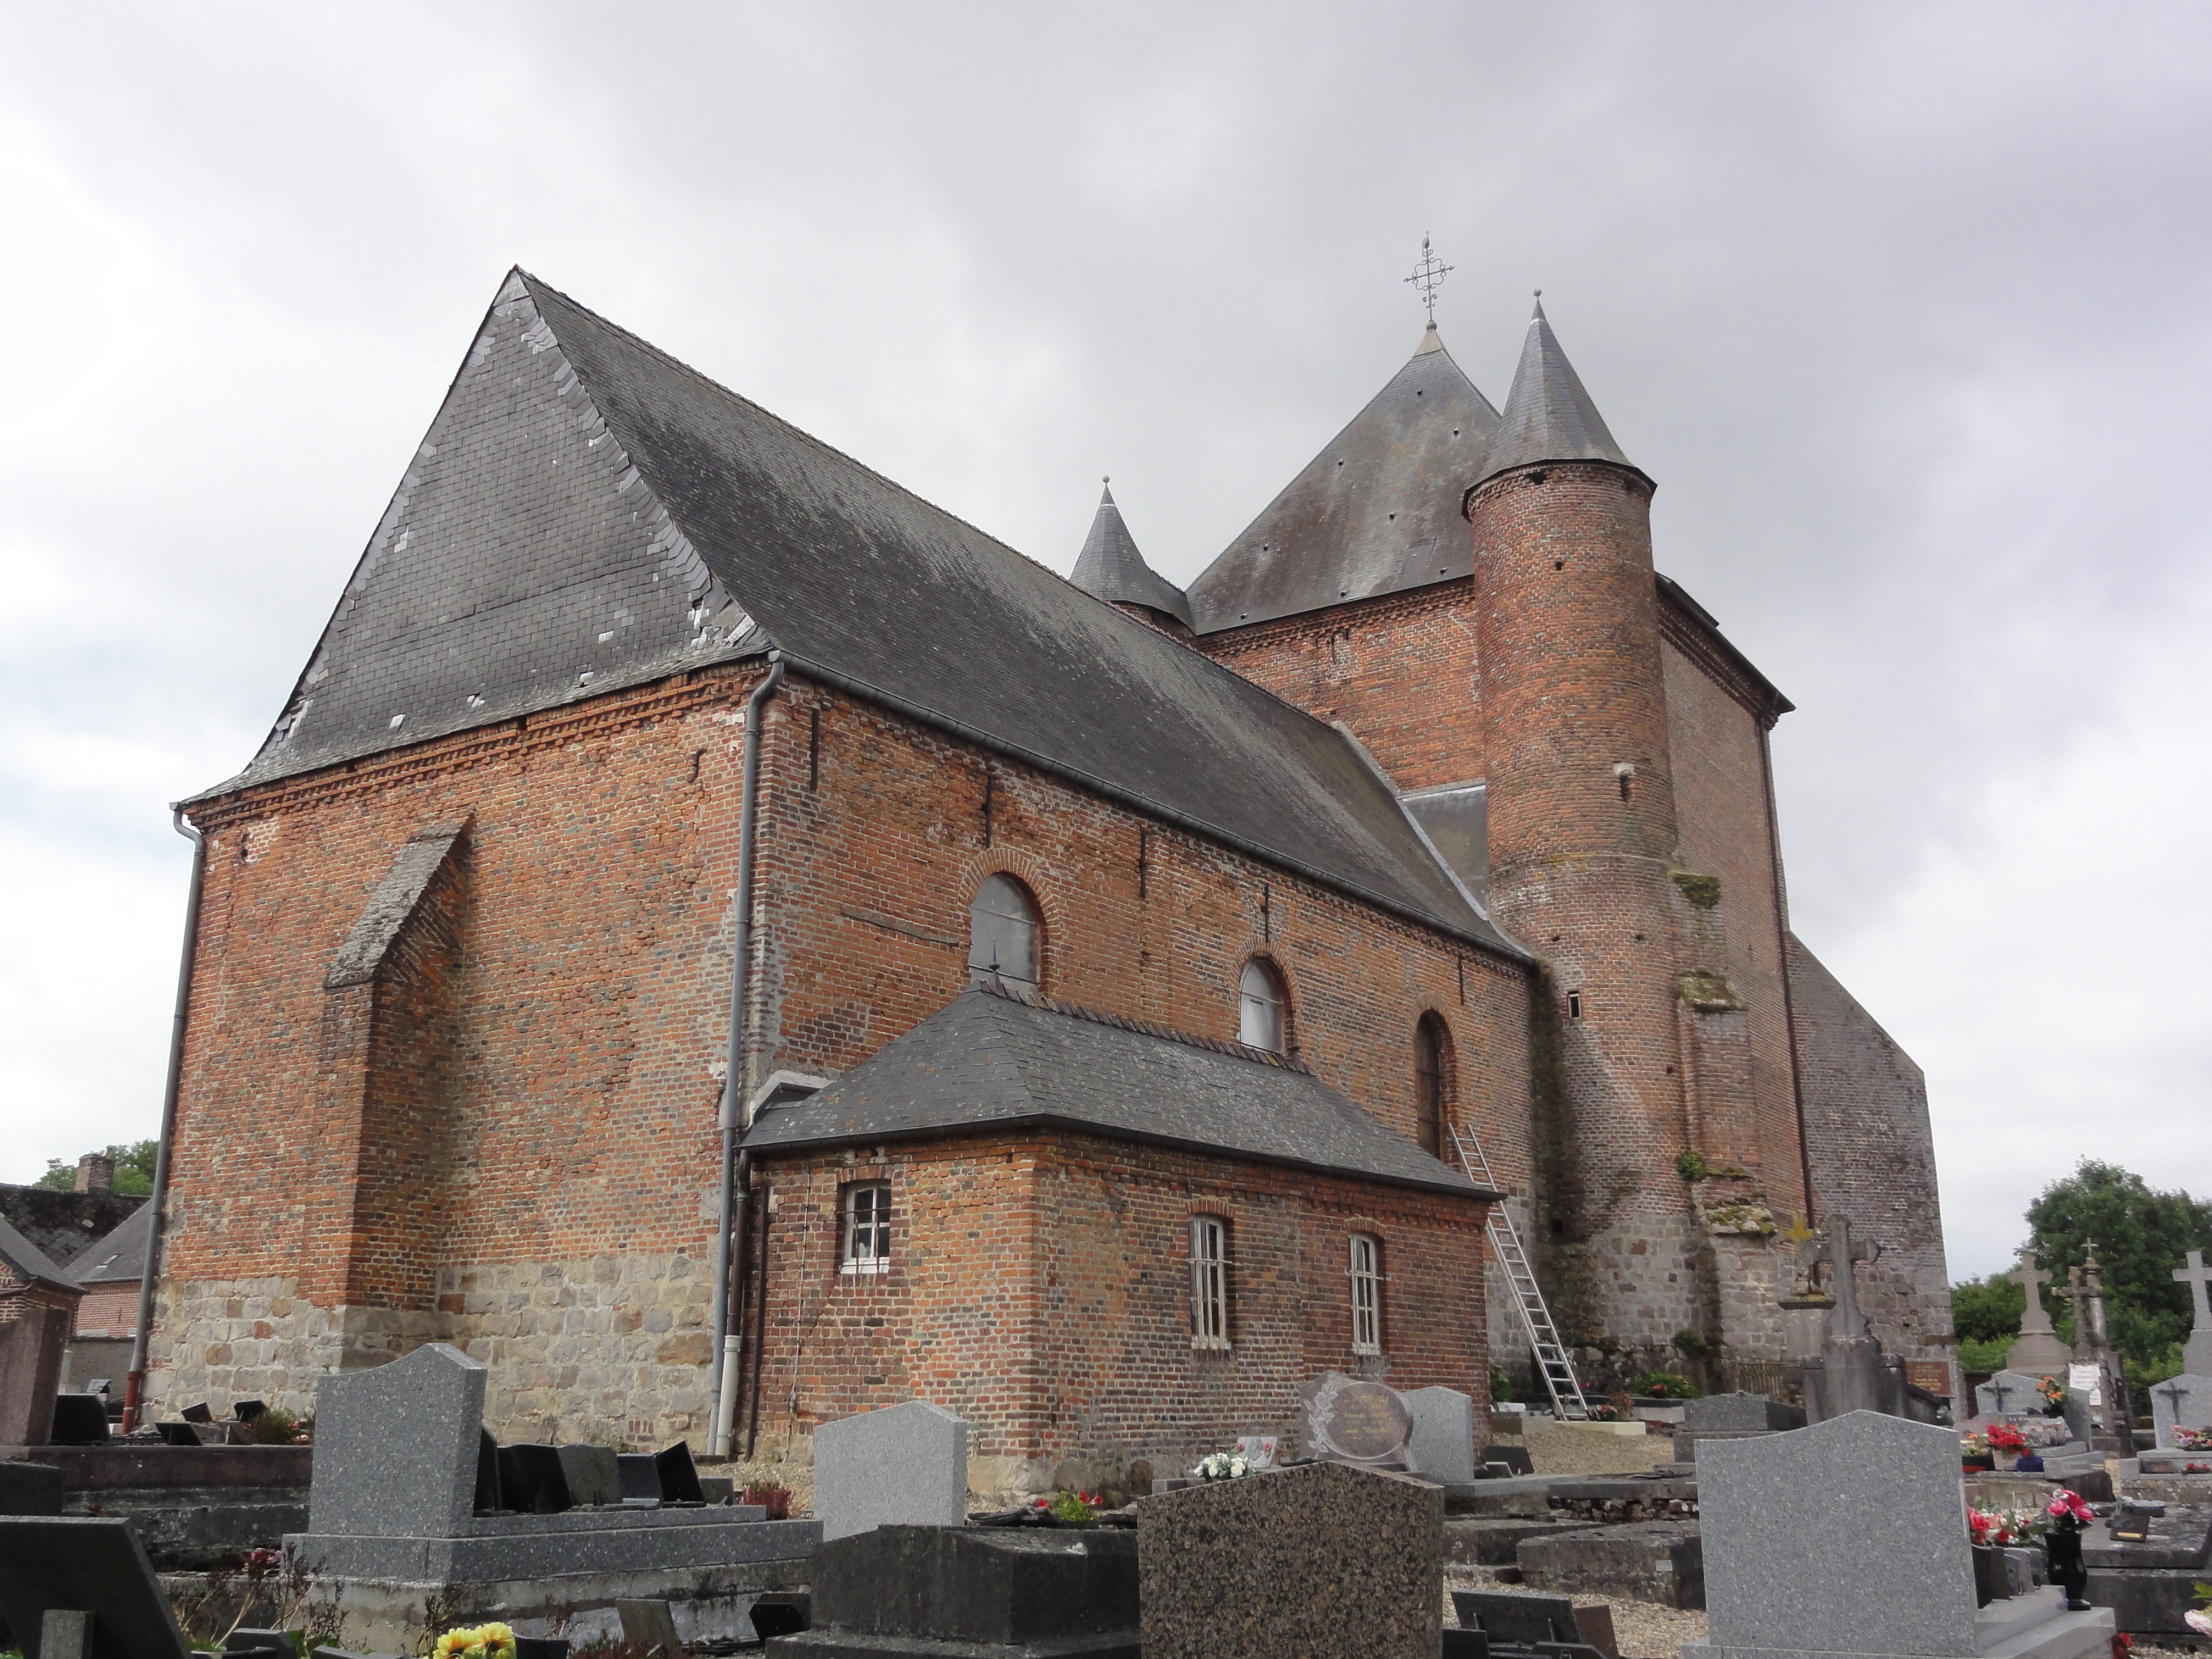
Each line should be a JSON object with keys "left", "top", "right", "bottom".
{"left": 975, "top": 979, "right": 1316, "bottom": 1076}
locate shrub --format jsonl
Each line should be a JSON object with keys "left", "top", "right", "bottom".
{"left": 1630, "top": 1371, "right": 1699, "bottom": 1400}
{"left": 1488, "top": 1362, "right": 1514, "bottom": 1404}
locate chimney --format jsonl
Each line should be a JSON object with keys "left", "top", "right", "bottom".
{"left": 74, "top": 1154, "right": 114, "bottom": 1193}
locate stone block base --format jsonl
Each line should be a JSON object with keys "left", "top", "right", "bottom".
{"left": 1520, "top": 1520, "right": 1704, "bottom": 1609}
{"left": 1442, "top": 1516, "right": 1591, "bottom": 1566}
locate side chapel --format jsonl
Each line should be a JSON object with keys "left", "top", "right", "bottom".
{"left": 145, "top": 268, "right": 1953, "bottom": 1481}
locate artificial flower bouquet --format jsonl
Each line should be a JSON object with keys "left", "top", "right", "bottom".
{"left": 1959, "top": 1432, "right": 1989, "bottom": 1462}
{"left": 1194, "top": 1452, "right": 1251, "bottom": 1482}
{"left": 1985, "top": 1422, "right": 2030, "bottom": 1455}
{"left": 1967, "top": 1503, "right": 2046, "bottom": 1547}
{"left": 434, "top": 1626, "right": 517, "bottom": 1659}
{"left": 2036, "top": 1375, "right": 2068, "bottom": 1413}
{"left": 2046, "top": 1489, "right": 2095, "bottom": 1530}
{"left": 2173, "top": 1426, "right": 2212, "bottom": 1451}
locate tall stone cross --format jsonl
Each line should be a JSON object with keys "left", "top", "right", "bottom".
{"left": 2176, "top": 1250, "right": 2212, "bottom": 1329}
{"left": 2010, "top": 1250, "right": 2058, "bottom": 1336}
{"left": 1798, "top": 1214, "right": 1881, "bottom": 1338}
{"left": 2051, "top": 1266, "right": 2089, "bottom": 1357}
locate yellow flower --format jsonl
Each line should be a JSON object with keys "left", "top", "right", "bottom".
{"left": 434, "top": 1633, "right": 472, "bottom": 1659}
{"left": 478, "top": 1628, "right": 516, "bottom": 1659}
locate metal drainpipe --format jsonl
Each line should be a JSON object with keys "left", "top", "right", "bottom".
{"left": 711, "top": 654, "right": 784, "bottom": 1455}
{"left": 123, "top": 809, "right": 208, "bottom": 1432}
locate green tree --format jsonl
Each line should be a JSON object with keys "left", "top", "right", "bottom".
{"left": 2024, "top": 1159, "right": 2212, "bottom": 1374}
{"left": 33, "top": 1140, "right": 159, "bottom": 1196}
{"left": 1951, "top": 1271, "right": 2026, "bottom": 1340}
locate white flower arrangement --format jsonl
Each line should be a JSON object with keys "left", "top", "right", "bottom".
{"left": 1194, "top": 1451, "right": 1251, "bottom": 1482}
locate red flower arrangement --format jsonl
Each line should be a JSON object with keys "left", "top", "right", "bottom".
{"left": 2046, "top": 1489, "right": 2095, "bottom": 1528}
{"left": 1985, "top": 1423, "right": 2030, "bottom": 1454}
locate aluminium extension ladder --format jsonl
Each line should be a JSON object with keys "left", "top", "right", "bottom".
{"left": 1450, "top": 1123, "right": 1592, "bottom": 1421}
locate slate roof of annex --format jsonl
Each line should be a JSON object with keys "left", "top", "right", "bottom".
{"left": 1069, "top": 483, "right": 1192, "bottom": 627}
{"left": 200, "top": 270, "right": 1511, "bottom": 954}
{"left": 745, "top": 983, "right": 1496, "bottom": 1198}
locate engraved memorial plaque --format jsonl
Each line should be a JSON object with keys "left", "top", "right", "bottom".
{"left": 1298, "top": 1371, "right": 1414, "bottom": 1466}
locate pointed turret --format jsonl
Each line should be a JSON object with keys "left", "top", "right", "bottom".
{"left": 1186, "top": 323, "right": 1500, "bottom": 631}
{"left": 1070, "top": 479, "right": 1194, "bottom": 630}
{"left": 1478, "top": 300, "right": 1636, "bottom": 486}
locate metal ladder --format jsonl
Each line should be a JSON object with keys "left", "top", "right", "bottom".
{"left": 1450, "top": 1123, "right": 1591, "bottom": 1421}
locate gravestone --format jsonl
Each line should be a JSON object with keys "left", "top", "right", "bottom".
{"left": 1685, "top": 1391, "right": 1805, "bottom": 1434}
{"left": 1793, "top": 1217, "right": 1904, "bottom": 1421}
{"left": 813, "top": 1399, "right": 970, "bottom": 1543}
{"left": 2006, "top": 1251, "right": 2076, "bottom": 1376}
{"left": 0, "top": 1516, "right": 193, "bottom": 1658}
{"left": 2174, "top": 1251, "right": 2212, "bottom": 1376}
{"left": 496, "top": 1444, "right": 573, "bottom": 1514}
{"left": 309, "top": 1341, "right": 485, "bottom": 1537}
{"left": 0, "top": 1460, "right": 65, "bottom": 1516}
{"left": 49, "top": 1394, "right": 110, "bottom": 1445}
{"left": 1299, "top": 1370, "right": 1414, "bottom": 1466}
{"left": 1139, "top": 1460, "right": 1442, "bottom": 1659}
{"left": 1399, "top": 1385, "right": 1477, "bottom": 1483}
{"left": 1688, "top": 1411, "right": 2112, "bottom": 1659}
{"left": 787, "top": 1523, "right": 1140, "bottom": 1657}
{"left": 0, "top": 1300, "right": 75, "bottom": 1447}
{"left": 2081, "top": 1502, "right": 2212, "bottom": 1637}
{"left": 1973, "top": 1371, "right": 2049, "bottom": 1421}
{"left": 1232, "top": 1434, "right": 1278, "bottom": 1469}
{"left": 618, "top": 1451, "right": 664, "bottom": 1504}
{"left": 182, "top": 1402, "right": 214, "bottom": 1423}
{"left": 2151, "top": 1374, "right": 2212, "bottom": 1450}
{"left": 558, "top": 1445, "right": 623, "bottom": 1507}
{"left": 655, "top": 1438, "right": 704, "bottom": 1503}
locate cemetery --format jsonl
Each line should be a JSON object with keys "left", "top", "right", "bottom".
{"left": 2, "top": 1231, "right": 2207, "bottom": 1655}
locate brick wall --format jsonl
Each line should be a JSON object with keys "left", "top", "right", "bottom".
{"left": 154, "top": 660, "right": 1533, "bottom": 1436}
{"left": 742, "top": 1128, "right": 1489, "bottom": 1489}
{"left": 73, "top": 1282, "right": 140, "bottom": 1338}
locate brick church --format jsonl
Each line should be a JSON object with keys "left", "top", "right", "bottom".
{"left": 146, "top": 269, "right": 1952, "bottom": 1483}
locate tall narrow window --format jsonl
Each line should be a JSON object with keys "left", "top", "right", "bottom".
{"left": 1414, "top": 1012, "right": 1453, "bottom": 1157}
{"left": 1238, "top": 959, "right": 1287, "bottom": 1053}
{"left": 1189, "top": 1216, "right": 1229, "bottom": 1349}
{"left": 968, "top": 874, "right": 1039, "bottom": 990}
{"left": 1348, "top": 1233, "right": 1382, "bottom": 1355}
{"left": 841, "top": 1182, "right": 892, "bottom": 1275}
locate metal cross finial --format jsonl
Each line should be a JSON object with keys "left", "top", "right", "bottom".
{"left": 1405, "top": 236, "right": 1453, "bottom": 321}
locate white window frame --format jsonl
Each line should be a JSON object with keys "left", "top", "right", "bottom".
{"left": 1238, "top": 959, "right": 1286, "bottom": 1053}
{"left": 841, "top": 1181, "right": 892, "bottom": 1276}
{"left": 1348, "top": 1233, "right": 1382, "bottom": 1355}
{"left": 1189, "top": 1215, "right": 1230, "bottom": 1350}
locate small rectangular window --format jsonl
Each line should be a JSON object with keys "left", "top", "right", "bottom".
{"left": 841, "top": 1182, "right": 892, "bottom": 1275}
{"left": 1190, "top": 1216, "right": 1230, "bottom": 1349}
{"left": 1348, "top": 1233, "right": 1382, "bottom": 1355}
{"left": 1567, "top": 989, "right": 1583, "bottom": 1020}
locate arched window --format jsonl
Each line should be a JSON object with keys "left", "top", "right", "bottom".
{"left": 1348, "top": 1233, "right": 1382, "bottom": 1355}
{"left": 1238, "top": 959, "right": 1287, "bottom": 1053}
{"left": 968, "top": 874, "right": 1039, "bottom": 990}
{"left": 1414, "top": 1012, "right": 1453, "bottom": 1157}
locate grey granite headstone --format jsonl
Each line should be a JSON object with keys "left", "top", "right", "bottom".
{"left": 1972, "top": 1370, "right": 2048, "bottom": 1420}
{"left": 308, "top": 1342, "right": 485, "bottom": 1538}
{"left": 1139, "top": 1460, "right": 1442, "bottom": 1659}
{"left": 1299, "top": 1370, "right": 1414, "bottom": 1465}
{"left": 1699, "top": 1411, "right": 1978, "bottom": 1657}
{"left": 1399, "top": 1386, "right": 1476, "bottom": 1483}
{"left": 1685, "top": 1391, "right": 1804, "bottom": 1434}
{"left": 813, "top": 1398, "right": 970, "bottom": 1543}
{"left": 558, "top": 1444, "right": 623, "bottom": 1507}
{"left": 2151, "top": 1374, "right": 2212, "bottom": 1450}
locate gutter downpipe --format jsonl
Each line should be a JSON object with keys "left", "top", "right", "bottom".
{"left": 123, "top": 809, "right": 208, "bottom": 1432}
{"left": 712, "top": 654, "right": 784, "bottom": 1457}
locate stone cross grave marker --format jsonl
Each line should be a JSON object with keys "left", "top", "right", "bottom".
{"left": 2151, "top": 1373, "right": 2212, "bottom": 1450}
{"left": 1139, "top": 1460, "right": 1442, "bottom": 1659}
{"left": 1398, "top": 1385, "right": 1476, "bottom": 1483}
{"left": 308, "top": 1341, "right": 485, "bottom": 1538}
{"left": 2176, "top": 1250, "right": 2212, "bottom": 1375}
{"left": 0, "top": 1515, "right": 193, "bottom": 1659}
{"left": 1299, "top": 1370, "right": 1414, "bottom": 1466}
{"left": 2006, "top": 1249, "right": 2075, "bottom": 1374}
{"left": 1690, "top": 1410, "right": 2111, "bottom": 1659}
{"left": 813, "top": 1398, "right": 970, "bottom": 1543}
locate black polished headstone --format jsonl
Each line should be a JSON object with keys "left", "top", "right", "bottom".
{"left": 234, "top": 1400, "right": 267, "bottom": 1423}
{"left": 749, "top": 1593, "right": 811, "bottom": 1639}
{"left": 0, "top": 1461, "right": 65, "bottom": 1517}
{"left": 50, "top": 1395, "right": 110, "bottom": 1445}
{"left": 513, "top": 1641, "right": 569, "bottom": 1659}
{"left": 156, "top": 1421, "right": 201, "bottom": 1447}
{"left": 1444, "top": 1630, "right": 1491, "bottom": 1659}
{"left": 616, "top": 1452, "right": 661, "bottom": 1503}
{"left": 495, "top": 1443, "right": 573, "bottom": 1514}
{"left": 474, "top": 1427, "right": 503, "bottom": 1515}
{"left": 181, "top": 1402, "right": 214, "bottom": 1424}
{"left": 811, "top": 1525, "right": 1135, "bottom": 1647}
{"left": 1483, "top": 1444, "right": 1535, "bottom": 1477}
{"left": 1452, "top": 1589, "right": 1581, "bottom": 1647}
{"left": 0, "top": 1516, "right": 193, "bottom": 1658}
{"left": 653, "top": 1439, "right": 704, "bottom": 1504}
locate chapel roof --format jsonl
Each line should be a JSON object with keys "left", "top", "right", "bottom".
{"left": 0, "top": 1184, "right": 144, "bottom": 1272}
{"left": 1186, "top": 321, "right": 1499, "bottom": 633}
{"left": 197, "top": 270, "right": 1512, "bottom": 954}
{"left": 1476, "top": 298, "right": 1637, "bottom": 486}
{"left": 1069, "top": 481, "right": 1192, "bottom": 628}
{"left": 68, "top": 1202, "right": 152, "bottom": 1287}
{"left": 745, "top": 982, "right": 1497, "bottom": 1198}
{"left": 0, "top": 1210, "right": 78, "bottom": 1293}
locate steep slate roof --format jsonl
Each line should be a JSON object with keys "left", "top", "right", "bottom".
{"left": 1187, "top": 321, "right": 1499, "bottom": 633}
{"left": 745, "top": 984, "right": 1495, "bottom": 1198}
{"left": 69, "top": 1203, "right": 152, "bottom": 1287}
{"left": 0, "top": 1211, "right": 78, "bottom": 1293}
{"left": 1069, "top": 482, "right": 1192, "bottom": 627}
{"left": 199, "top": 270, "right": 1510, "bottom": 953}
{"left": 1476, "top": 300, "right": 1636, "bottom": 485}
{"left": 0, "top": 1185, "right": 144, "bottom": 1271}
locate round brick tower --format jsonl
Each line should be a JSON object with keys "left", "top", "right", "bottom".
{"left": 1465, "top": 302, "right": 1715, "bottom": 1356}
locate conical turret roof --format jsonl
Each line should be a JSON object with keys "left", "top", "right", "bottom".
{"left": 1187, "top": 322, "right": 1499, "bottom": 632}
{"left": 1070, "top": 481, "right": 1192, "bottom": 628}
{"left": 1478, "top": 300, "right": 1635, "bottom": 484}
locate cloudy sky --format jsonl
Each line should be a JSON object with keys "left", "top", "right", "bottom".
{"left": 2, "top": 3, "right": 2205, "bottom": 1281}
